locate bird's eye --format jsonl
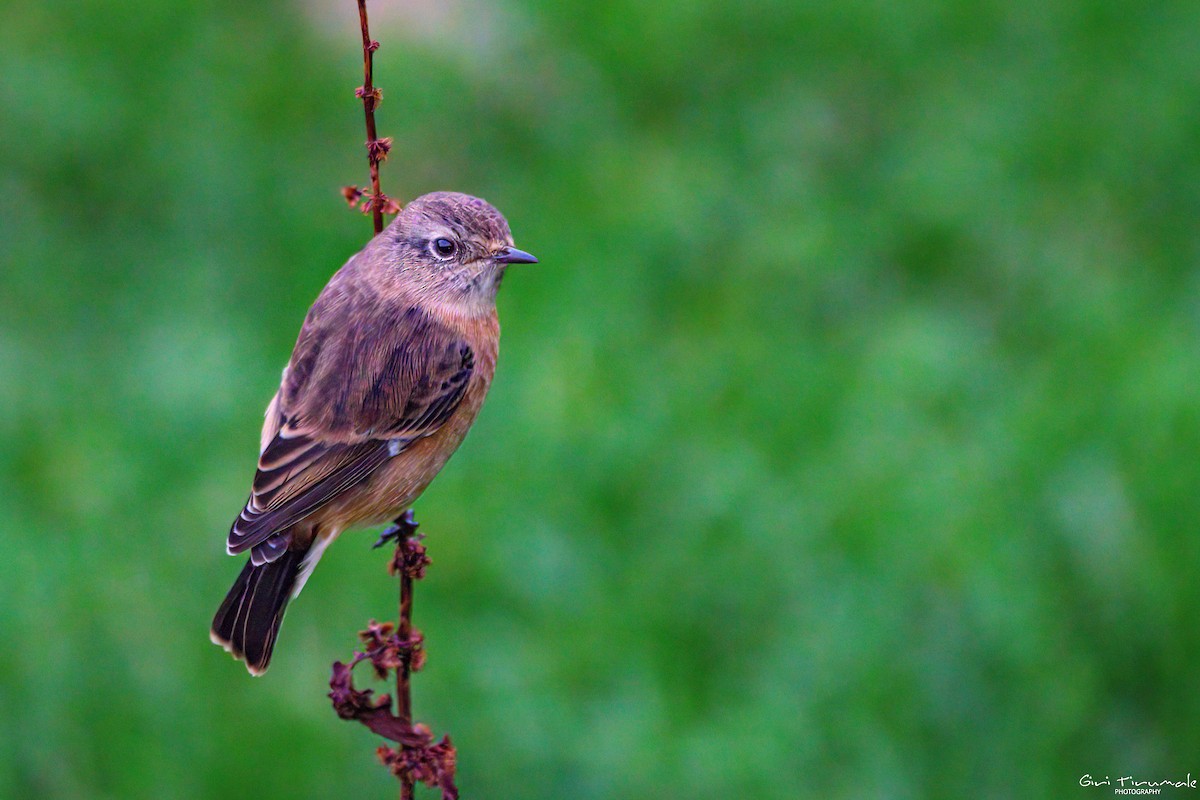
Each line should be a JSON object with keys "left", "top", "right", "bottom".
{"left": 431, "top": 237, "right": 457, "bottom": 258}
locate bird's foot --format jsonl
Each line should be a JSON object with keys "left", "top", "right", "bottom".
{"left": 372, "top": 509, "right": 420, "bottom": 549}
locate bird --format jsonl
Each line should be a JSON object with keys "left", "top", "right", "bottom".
{"left": 210, "top": 191, "right": 537, "bottom": 675}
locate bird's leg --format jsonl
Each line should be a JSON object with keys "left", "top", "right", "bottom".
{"left": 372, "top": 508, "right": 419, "bottom": 549}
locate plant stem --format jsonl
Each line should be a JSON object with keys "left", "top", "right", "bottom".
{"left": 397, "top": 538, "right": 415, "bottom": 800}
{"left": 356, "top": 0, "right": 384, "bottom": 235}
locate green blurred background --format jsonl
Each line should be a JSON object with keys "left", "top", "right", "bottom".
{"left": 2, "top": 0, "right": 1199, "bottom": 797}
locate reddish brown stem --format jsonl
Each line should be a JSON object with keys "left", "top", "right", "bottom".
{"left": 397, "top": 545, "right": 414, "bottom": 800}
{"left": 357, "top": 0, "right": 384, "bottom": 235}
{"left": 330, "top": 513, "right": 453, "bottom": 799}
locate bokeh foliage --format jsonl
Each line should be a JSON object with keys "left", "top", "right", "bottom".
{"left": 2, "top": 0, "right": 1199, "bottom": 797}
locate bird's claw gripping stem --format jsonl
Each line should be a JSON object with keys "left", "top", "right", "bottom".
{"left": 372, "top": 509, "right": 419, "bottom": 549}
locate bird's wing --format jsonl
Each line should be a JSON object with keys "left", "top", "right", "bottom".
{"left": 227, "top": 298, "right": 474, "bottom": 556}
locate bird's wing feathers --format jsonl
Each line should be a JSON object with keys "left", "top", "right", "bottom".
{"left": 227, "top": 296, "right": 474, "bottom": 555}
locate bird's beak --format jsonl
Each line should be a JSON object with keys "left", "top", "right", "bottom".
{"left": 493, "top": 246, "right": 539, "bottom": 265}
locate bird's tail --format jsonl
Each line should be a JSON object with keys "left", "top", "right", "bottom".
{"left": 210, "top": 545, "right": 309, "bottom": 676}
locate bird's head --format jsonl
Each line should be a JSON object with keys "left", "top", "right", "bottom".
{"left": 380, "top": 191, "right": 537, "bottom": 313}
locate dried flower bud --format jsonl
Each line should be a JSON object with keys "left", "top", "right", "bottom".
{"left": 359, "top": 619, "right": 395, "bottom": 648}
{"left": 375, "top": 736, "right": 459, "bottom": 800}
{"left": 378, "top": 193, "right": 402, "bottom": 215}
{"left": 359, "top": 192, "right": 402, "bottom": 218}
{"left": 409, "top": 635, "right": 427, "bottom": 673}
{"left": 341, "top": 185, "right": 365, "bottom": 207}
{"left": 354, "top": 85, "right": 384, "bottom": 110}
{"left": 366, "top": 136, "right": 393, "bottom": 163}
{"left": 389, "top": 534, "right": 431, "bottom": 579}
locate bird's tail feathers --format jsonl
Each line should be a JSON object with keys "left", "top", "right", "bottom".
{"left": 210, "top": 544, "right": 309, "bottom": 675}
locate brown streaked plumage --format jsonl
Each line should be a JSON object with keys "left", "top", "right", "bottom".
{"left": 211, "top": 192, "right": 537, "bottom": 675}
